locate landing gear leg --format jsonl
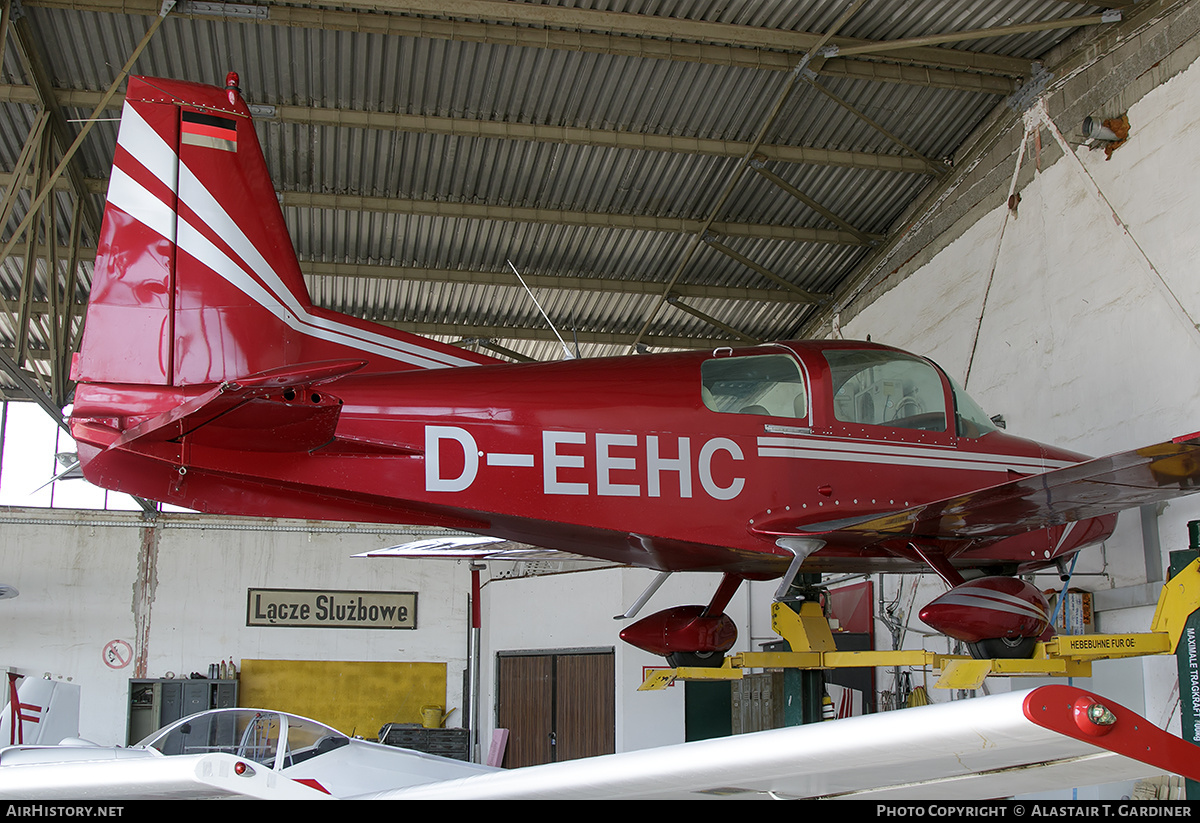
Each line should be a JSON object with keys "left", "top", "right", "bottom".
{"left": 618, "top": 574, "right": 742, "bottom": 666}
{"left": 779, "top": 571, "right": 828, "bottom": 725}
{"left": 666, "top": 574, "right": 744, "bottom": 668}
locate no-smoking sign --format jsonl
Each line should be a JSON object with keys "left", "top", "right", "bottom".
{"left": 103, "top": 639, "right": 132, "bottom": 669}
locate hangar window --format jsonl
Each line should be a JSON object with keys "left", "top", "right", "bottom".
{"left": 823, "top": 350, "right": 947, "bottom": 432}
{"left": 701, "top": 354, "right": 808, "bottom": 419}
{"left": 0, "top": 401, "right": 151, "bottom": 512}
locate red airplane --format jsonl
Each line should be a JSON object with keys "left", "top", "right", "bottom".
{"left": 67, "top": 75, "right": 1200, "bottom": 665}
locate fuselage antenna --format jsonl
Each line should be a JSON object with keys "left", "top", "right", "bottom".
{"left": 507, "top": 259, "right": 574, "bottom": 360}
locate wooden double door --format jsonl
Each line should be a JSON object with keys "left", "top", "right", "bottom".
{"left": 496, "top": 650, "right": 615, "bottom": 768}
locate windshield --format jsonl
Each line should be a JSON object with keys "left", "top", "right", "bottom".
{"left": 948, "top": 374, "right": 999, "bottom": 438}
{"left": 139, "top": 709, "right": 348, "bottom": 769}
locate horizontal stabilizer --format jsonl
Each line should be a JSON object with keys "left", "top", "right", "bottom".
{"left": 777, "top": 432, "right": 1200, "bottom": 540}
{"left": 108, "top": 360, "right": 368, "bottom": 454}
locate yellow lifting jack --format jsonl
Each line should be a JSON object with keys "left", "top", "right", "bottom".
{"left": 639, "top": 558, "right": 1200, "bottom": 692}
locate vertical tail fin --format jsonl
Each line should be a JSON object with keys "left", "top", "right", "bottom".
{"left": 73, "top": 74, "right": 494, "bottom": 388}
{"left": 1, "top": 674, "right": 80, "bottom": 746}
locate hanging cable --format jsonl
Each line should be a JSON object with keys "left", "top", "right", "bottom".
{"left": 964, "top": 109, "right": 1036, "bottom": 388}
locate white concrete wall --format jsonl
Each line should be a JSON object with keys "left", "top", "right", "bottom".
{"left": 0, "top": 509, "right": 748, "bottom": 755}
{"left": 0, "top": 512, "right": 470, "bottom": 746}
{"left": 832, "top": 51, "right": 1200, "bottom": 725}
{"left": 479, "top": 566, "right": 748, "bottom": 754}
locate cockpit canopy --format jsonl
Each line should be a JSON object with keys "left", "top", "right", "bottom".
{"left": 699, "top": 345, "right": 998, "bottom": 439}
{"left": 139, "top": 709, "right": 349, "bottom": 770}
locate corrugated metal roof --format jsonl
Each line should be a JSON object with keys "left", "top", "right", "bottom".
{"left": 0, "top": 0, "right": 1127, "bottom": 391}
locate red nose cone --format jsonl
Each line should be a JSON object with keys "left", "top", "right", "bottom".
{"left": 619, "top": 605, "right": 738, "bottom": 656}
{"left": 920, "top": 576, "right": 1050, "bottom": 644}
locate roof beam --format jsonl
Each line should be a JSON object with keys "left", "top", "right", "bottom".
{"left": 270, "top": 105, "right": 929, "bottom": 175}
{"left": 303, "top": 261, "right": 818, "bottom": 304}
{"left": 800, "top": 75, "right": 948, "bottom": 176}
{"left": 701, "top": 237, "right": 828, "bottom": 304}
{"left": 0, "top": 83, "right": 935, "bottom": 175}
{"left": 26, "top": 0, "right": 1024, "bottom": 94}
{"left": 14, "top": 296, "right": 749, "bottom": 350}
{"left": 829, "top": 13, "right": 1121, "bottom": 58}
{"left": 628, "top": 2, "right": 864, "bottom": 351}
{"left": 748, "top": 161, "right": 880, "bottom": 244}
{"left": 664, "top": 295, "right": 760, "bottom": 345}
{"left": 377, "top": 319, "right": 733, "bottom": 350}
{"left": 7, "top": 16, "right": 102, "bottom": 238}
{"left": 7, "top": 253, "right": 821, "bottom": 305}
{"left": 2, "top": 172, "right": 875, "bottom": 245}
{"left": 344, "top": 0, "right": 1030, "bottom": 76}
{"left": 282, "top": 190, "right": 874, "bottom": 245}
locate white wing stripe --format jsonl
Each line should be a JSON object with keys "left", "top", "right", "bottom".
{"left": 758, "top": 435, "right": 1067, "bottom": 470}
{"left": 757, "top": 446, "right": 1048, "bottom": 473}
{"left": 756, "top": 437, "right": 1063, "bottom": 474}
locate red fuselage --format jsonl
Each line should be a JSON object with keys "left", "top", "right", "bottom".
{"left": 66, "top": 76, "right": 1115, "bottom": 592}
{"left": 70, "top": 339, "right": 1114, "bottom": 579}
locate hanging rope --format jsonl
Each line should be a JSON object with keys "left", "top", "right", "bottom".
{"left": 1034, "top": 99, "right": 1200, "bottom": 351}
{"left": 966, "top": 97, "right": 1200, "bottom": 386}
{"left": 963, "top": 108, "right": 1037, "bottom": 388}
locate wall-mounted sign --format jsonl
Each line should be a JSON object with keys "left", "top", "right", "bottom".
{"left": 247, "top": 588, "right": 417, "bottom": 629}
{"left": 103, "top": 639, "right": 133, "bottom": 669}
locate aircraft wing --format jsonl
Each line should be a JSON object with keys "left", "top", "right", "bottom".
{"left": 355, "top": 535, "right": 618, "bottom": 566}
{"left": 0, "top": 750, "right": 332, "bottom": 800}
{"left": 368, "top": 686, "right": 1196, "bottom": 800}
{"left": 780, "top": 432, "right": 1200, "bottom": 541}
{"left": 2, "top": 687, "right": 1194, "bottom": 800}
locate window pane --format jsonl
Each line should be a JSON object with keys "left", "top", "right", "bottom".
{"left": 701, "top": 354, "right": 807, "bottom": 419}
{"left": 823, "top": 350, "right": 947, "bottom": 431}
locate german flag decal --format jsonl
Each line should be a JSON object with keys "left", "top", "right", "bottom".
{"left": 181, "top": 110, "right": 238, "bottom": 152}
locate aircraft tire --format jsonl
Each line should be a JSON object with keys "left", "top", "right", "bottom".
{"left": 967, "top": 636, "right": 1038, "bottom": 660}
{"left": 666, "top": 651, "right": 725, "bottom": 669}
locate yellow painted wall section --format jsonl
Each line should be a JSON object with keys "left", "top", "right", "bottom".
{"left": 239, "top": 659, "right": 446, "bottom": 739}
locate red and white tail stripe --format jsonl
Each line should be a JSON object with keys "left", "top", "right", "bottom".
{"left": 74, "top": 75, "right": 494, "bottom": 389}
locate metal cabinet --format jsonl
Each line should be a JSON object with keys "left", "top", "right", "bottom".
{"left": 126, "top": 679, "right": 237, "bottom": 745}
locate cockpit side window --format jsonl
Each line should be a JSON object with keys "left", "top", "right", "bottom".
{"left": 701, "top": 354, "right": 807, "bottom": 419}
{"left": 822, "top": 350, "right": 947, "bottom": 432}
